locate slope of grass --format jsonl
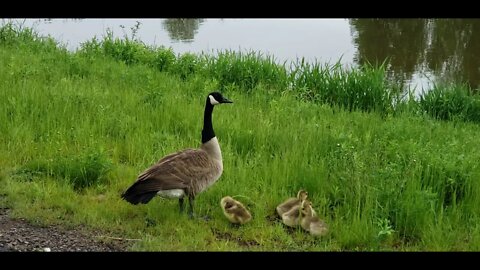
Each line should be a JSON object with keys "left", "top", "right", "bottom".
{"left": 1, "top": 23, "right": 480, "bottom": 251}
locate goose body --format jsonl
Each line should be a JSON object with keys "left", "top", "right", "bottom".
{"left": 276, "top": 190, "right": 309, "bottom": 217}
{"left": 220, "top": 196, "right": 252, "bottom": 225}
{"left": 121, "top": 92, "right": 233, "bottom": 217}
{"left": 300, "top": 200, "right": 328, "bottom": 236}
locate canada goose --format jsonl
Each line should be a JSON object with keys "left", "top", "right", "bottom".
{"left": 220, "top": 196, "right": 252, "bottom": 225}
{"left": 300, "top": 199, "right": 328, "bottom": 237}
{"left": 121, "top": 92, "right": 233, "bottom": 218}
{"left": 276, "top": 189, "right": 309, "bottom": 217}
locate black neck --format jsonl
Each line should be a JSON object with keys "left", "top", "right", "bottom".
{"left": 201, "top": 100, "right": 215, "bottom": 143}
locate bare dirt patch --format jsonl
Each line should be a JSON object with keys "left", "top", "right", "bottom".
{"left": 210, "top": 227, "right": 260, "bottom": 248}
{"left": 0, "top": 207, "right": 128, "bottom": 252}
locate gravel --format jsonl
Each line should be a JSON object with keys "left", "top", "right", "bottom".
{"left": 0, "top": 208, "right": 128, "bottom": 252}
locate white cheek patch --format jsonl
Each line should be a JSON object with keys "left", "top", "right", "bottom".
{"left": 209, "top": 95, "right": 220, "bottom": 105}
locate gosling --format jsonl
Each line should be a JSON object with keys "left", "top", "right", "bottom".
{"left": 281, "top": 203, "right": 303, "bottom": 228}
{"left": 220, "top": 196, "right": 252, "bottom": 225}
{"left": 276, "top": 189, "right": 309, "bottom": 217}
{"left": 300, "top": 199, "right": 328, "bottom": 237}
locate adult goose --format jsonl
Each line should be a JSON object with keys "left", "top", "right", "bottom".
{"left": 121, "top": 92, "right": 233, "bottom": 218}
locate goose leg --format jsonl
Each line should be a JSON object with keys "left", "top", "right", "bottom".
{"left": 188, "top": 195, "right": 195, "bottom": 219}
{"left": 179, "top": 197, "right": 184, "bottom": 213}
{"left": 187, "top": 195, "right": 211, "bottom": 221}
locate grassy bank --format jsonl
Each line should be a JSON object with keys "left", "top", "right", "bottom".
{"left": 1, "top": 23, "right": 480, "bottom": 251}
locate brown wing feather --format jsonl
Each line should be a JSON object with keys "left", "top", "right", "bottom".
{"left": 121, "top": 148, "right": 215, "bottom": 204}
{"left": 137, "top": 148, "right": 212, "bottom": 186}
{"left": 126, "top": 149, "right": 211, "bottom": 192}
{"left": 137, "top": 148, "right": 196, "bottom": 181}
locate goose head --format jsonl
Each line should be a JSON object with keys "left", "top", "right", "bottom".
{"left": 208, "top": 92, "right": 233, "bottom": 105}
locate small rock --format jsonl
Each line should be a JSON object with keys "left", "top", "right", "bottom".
{"left": 43, "top": 247, "right": 51, "bottom": 252}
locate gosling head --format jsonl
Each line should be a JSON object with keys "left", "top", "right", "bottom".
{"left": 301, "top": 199, "right": 314, "bottom": 216}
{"left": 220, "top": 196, "right": 235, "bottom": 209}
{"left": 208, "top": 92, "right": 233, "bottom": 106}
{"left": 297, "top": 189, "right": 309, "bottom": 201}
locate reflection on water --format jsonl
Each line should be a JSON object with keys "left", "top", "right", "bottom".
{"left": 4, "top": 18, "right": 480, "bottom": 92}
{"left": 427, "top": 19, "right": 480, "bottom": 91}
{"left": 162, "top": 19, "right": 205, "bottom": 43}
{"left": 349, "top": 19, "right": 480, "bottom": 91}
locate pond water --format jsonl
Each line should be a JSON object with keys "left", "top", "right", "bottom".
{"left": 7, "top": 18, "right": 480, "bottom": 95}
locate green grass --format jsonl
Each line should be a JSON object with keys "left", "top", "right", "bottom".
{"left": 1, "top": 23, "right": 480, "bottom": 251}
{"left": 419, "top": 83, "right": 480, "bottom": 123}
{"left": 289, "top": 59, "right": 398, "bottom": 115}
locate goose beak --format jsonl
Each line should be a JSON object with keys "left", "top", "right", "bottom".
{"left": 222, "top": 98, "right": 233, "bottom": 104}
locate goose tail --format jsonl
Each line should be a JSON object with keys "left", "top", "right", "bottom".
{"left": 121, "top": 181, "right": 157, "bottom": 205}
